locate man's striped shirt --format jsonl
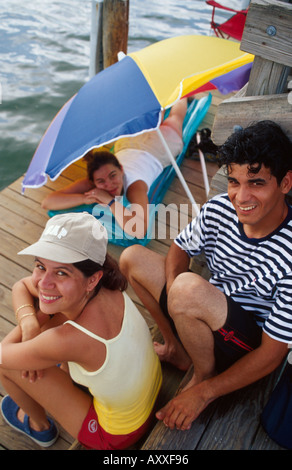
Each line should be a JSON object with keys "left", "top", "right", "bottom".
{"left": 175, "top": 193, "right": 292, "bottom": 344}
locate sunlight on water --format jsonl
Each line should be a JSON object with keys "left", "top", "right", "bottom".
{"left": 0, "top": 0, "right": 225, "bottom": 189}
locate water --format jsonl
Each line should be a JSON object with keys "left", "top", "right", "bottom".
{"left": 0, "top": 0, "right": 228, "bottom": 190}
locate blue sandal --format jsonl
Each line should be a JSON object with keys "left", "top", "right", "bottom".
{"left": 1, "top": 395, "right": 59, "bottom": 448}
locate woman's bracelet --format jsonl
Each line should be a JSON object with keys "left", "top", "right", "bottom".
{"left": 18, "top": 312, "right": 36, "bottom": 324}
{"left": 15, "top": 304, "right": 34, "bottom": 320}
{"left": 15, "top": 304, "right": 34, "bottom": 315}
{"left": 108, "top": 198, "right": 115, "bottom": 207}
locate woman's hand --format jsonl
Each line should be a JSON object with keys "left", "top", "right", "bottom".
{"left": 84, "top": 188, "right": 113, "bottom": 205}
{"left": 19, "top": 315, "right": 43, "bottom": 382}
{"left": 20, "top": 314, "right": 41, "bottom": 343}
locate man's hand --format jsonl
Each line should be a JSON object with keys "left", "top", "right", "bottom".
{"left": 156, "top": 333, "right": 288, "bottom": 431}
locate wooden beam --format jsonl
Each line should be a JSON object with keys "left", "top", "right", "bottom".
{"left": 212, "top": 93, "right": 292, "bottom": 145}
{"left": 102, "top": 0, "right": 129, "bottom": 68}
{"left": 89, "top": 0, "right": 129, "bottom": 76}
{"left": 241, "top": 0, "right": 292, "bottom": 67}
{"left": 245, "top": 56, "right": 290, "bottom": 95}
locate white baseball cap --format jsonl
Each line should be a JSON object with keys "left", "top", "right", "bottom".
{"left": 18, "top": 212, "right": 108, "bottom": 265}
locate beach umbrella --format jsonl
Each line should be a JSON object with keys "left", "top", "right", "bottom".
{"left": 22, "top": 35, "right": 253, "bottom": 203}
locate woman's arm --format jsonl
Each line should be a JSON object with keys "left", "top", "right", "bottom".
{"left": 0, "top": 317, "right": 98, "bottom": 374}
{"left": 11, "top": 277, "right": 60, "bottom": 381}
{"left": 41, "top": 178, "right": 95, "bottom": 210}
{"left": 86, "top": 180, "right": 150, "bottom": 238}
{"left": 116, "top": 180, "right": 149, "bottom": 238}
{"left": 12, "top": 277, "right": 41, "bottom": 342}
{"left": 0, "top": 326, "right": 66, "bottom": 372}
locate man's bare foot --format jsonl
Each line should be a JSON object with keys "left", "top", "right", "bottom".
{"left": 180, "top": 368, "right": 217, "bottom": 393}
{"left": 153, "top": 341, "right": 191, "bottom": 371}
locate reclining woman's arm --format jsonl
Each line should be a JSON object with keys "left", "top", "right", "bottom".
{"left": 42, "top": 178, "right": 150, "bottom": 238}
{"left": 41, "top": 178, "right": 95, "bottom": 210}
{"left": 90, "top": 180, "right": 149, "bottom": 238}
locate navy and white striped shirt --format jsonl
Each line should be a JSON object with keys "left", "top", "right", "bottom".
{"left": 175, "top": 194, "right": 292, "bottom": 344}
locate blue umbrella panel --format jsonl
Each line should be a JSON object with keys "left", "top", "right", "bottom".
{"left": 23, "top": 56, "right": 161, "bottom": 189}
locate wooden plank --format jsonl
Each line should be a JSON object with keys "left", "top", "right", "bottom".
{"left": 143, "top": 367, "right": 284, "bottom": 450}
{"left": 1, "top": 229, "right": 29, "bottom": 266}
{"left": 0, "top": 284, "right": 14, "bottom": 320}
{"left": 251, "top": 424, "right": 284, "bottom": 450}
{"left": 43, "top": 174, "right": 77, "bottom": 191}
{"left": 212, "top": 93, "right": 292, "bottom": 145}
{"left": 0, "top": 316, "right": 15, "bottom": 342}
{"left": 0, "top": 256, "right": 31, "bottom": 290}
{"left": 241, "top": 0, "right": 292, "bottom": 66}
{"left": 0, "top": 188, "right": 49, "bottom": 227}
{"left": 61, "top": 163, "right": 87, "bottom": 181}
{"left": 142, "top": 367, "right": 217, "bottom": 450}
{"left": 0, "top": 206, "right": 44, "bottom": 246}
{"left": 197, "top": 371, "right": 280, "bottom": 450}
{"left": 10, "top": 178, "right": 52, "bottom": 204}
{"left": 4, "top": 88, "right": 284, "bottom": 451}
{"left": 245, "top": 56, "right": 290, "bottom": 96}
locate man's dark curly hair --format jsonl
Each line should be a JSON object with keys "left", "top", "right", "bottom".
{"left": 217, "top": 120, "right": 292, "bottom": 185}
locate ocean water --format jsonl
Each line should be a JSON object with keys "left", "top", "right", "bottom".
{"left": 0, "top": 0, "right": 229, "bottom": 190}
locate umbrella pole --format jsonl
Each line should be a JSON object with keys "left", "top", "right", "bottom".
{"left": 156, "top": 129, "right": 200, "bottom": 215}
{"left": 196, "top": 132, "right": 210, "bottom": 197}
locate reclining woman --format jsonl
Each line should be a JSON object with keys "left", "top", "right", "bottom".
{"left": 0, "top": 212, "right": 162, "bottom": 449}
{"left": 41, "top": 99, "right": 187, "bottom": 238}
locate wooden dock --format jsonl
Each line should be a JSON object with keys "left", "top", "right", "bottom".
{"left": 0, "top": 91, "right": 285, "bottom": 450}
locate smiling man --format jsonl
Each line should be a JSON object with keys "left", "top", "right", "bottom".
{"left": 120, "top": 120, "right": 292, "bottom": 431}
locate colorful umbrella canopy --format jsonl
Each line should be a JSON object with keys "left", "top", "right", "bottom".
{"left": 22, "top": 35, "right": 253, "bottom": 192}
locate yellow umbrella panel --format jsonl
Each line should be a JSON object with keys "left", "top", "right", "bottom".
{"left": 129, "top": 35, "right": 254, "bottom": 108}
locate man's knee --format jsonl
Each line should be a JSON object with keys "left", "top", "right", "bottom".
{"left": 119, "top": 245, "right": 143, "bottom": 277}
{"left": 169, "top": 272, "right": 227, "bottom": 331}
{"left": 168, "top": 272, "right": 206, "bottom": 319}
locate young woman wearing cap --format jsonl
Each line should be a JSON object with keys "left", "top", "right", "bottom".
{"left": 0, "top": 213, "right": 162, "bottom": 449}
{"left": 41, "top": 99, "right": 187, "bottom": 238}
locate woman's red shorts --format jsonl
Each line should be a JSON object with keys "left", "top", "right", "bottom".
{"left": 78, "top": 403, "right": 153, "bottom": 450}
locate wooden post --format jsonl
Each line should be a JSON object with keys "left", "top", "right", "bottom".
{"left": 89, "top": 0, "right": 104, "bottom": 77}
{"left": 211, "top": 0, "right": 292, "bottom": 145}
{"left": 103, "top": 0, "right": 129, "bottom": 69}
{"left": 89, "top": 0, "right": 129, "bottom": 77}
{"left": 241, "top": 0, "right": 292, "bottom": 95}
